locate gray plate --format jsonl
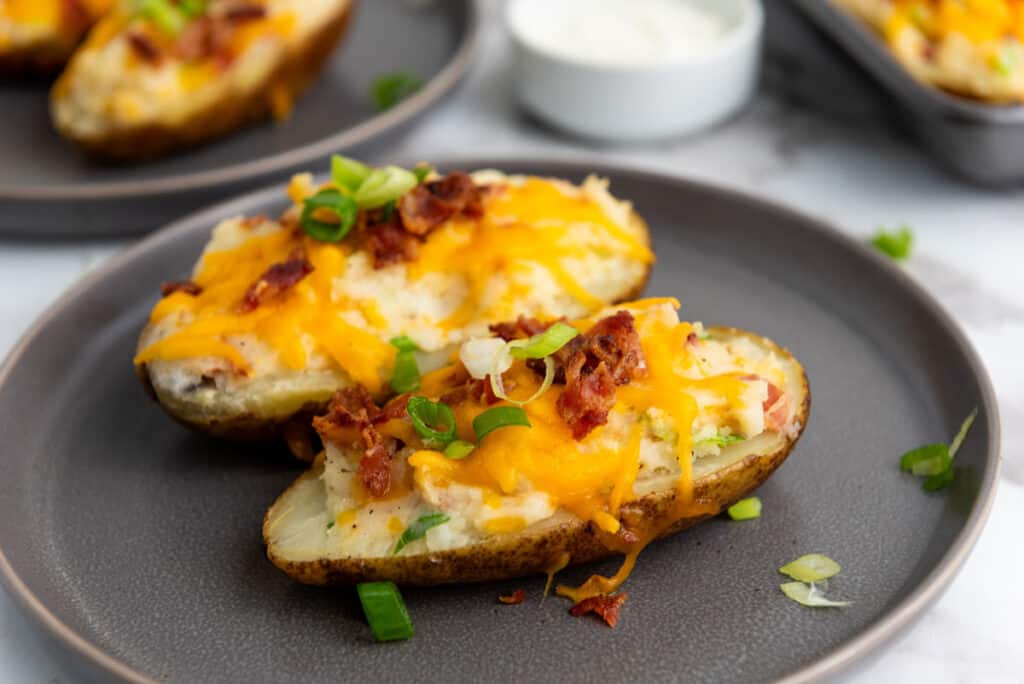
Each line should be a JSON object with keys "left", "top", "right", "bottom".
{"left": 0, "top": 0, "right": 479, "bottom": 238}
{"left": 0, "top": 160, "right": 1000, "bottom": 683}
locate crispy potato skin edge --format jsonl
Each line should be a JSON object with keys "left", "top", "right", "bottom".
{"left": 52, "top": 1, "right": 357, "bottom": 162}
{"left": 263, "top": 328, "right": 810, "bottom": 587}
{"left": 135, "top": 211, "right": 654, "bottom": 442}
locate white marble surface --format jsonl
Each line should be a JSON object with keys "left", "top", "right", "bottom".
{"left": 2, "top": 2, "right": 1023, "bottom": 681}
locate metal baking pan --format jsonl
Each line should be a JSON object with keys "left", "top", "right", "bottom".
{"left": 789, "top": 0, "right": 1024, "bottom": 187}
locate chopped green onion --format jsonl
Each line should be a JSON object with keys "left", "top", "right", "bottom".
{"left": 509, "top": 322, "right": 579, "bottom": 359}
{"left": 394, "top": 512, "right": 450, "bottom": 554}
{"left": 356, "top": 582, "right": 415, "bottom": 641}
{"left": 948, "top": 408, "right": 978, "bottom": 460}
{"left": 137, "top": 0, "right": 186, "bottom": 34}
{"left": 697, "top": 329, "right": 711, "bottom": 341}
{"left": 992, "top": 44, "right": 1022, "bottom": 77}
{"left": 406, "top": 397, "right": 456, "bottom": 448}
{"left": 371, "top": 72, "right": 424, "bottom": 111}
{"left": 489, "top": 355, "right": 555, "bottom": 406}
{"left": 326, "top": 520, "right": 335, "bottom": 530}
{"left": 354, "top": 166, "right": 419, "bottom": 209}
{"left": 780, "top": 581, "right": 850, "bottom": 608}
{"left": 696, "top": 433, "right": 745, "bottom": 448}
{"left": 443, "top": 440, "right": 475, "bottom": 460}
{"left": 390, "top": 336, "right": 420, "bottom": 394}
{"left": 869, "top": 225, "right": 914, "bottom": 261}
{"left": 726, "top": 497, "right": 761, "bottom": 521}
{"left": 899, "top": 443, "right": 948, "bottom": 472}
{"left": 331, "top": 154, "right": 371, "bottom": 193}
{"left": 300, "top": 189, "right": 358, "bottom": 242}
{"left": 177, "top": 0, "right": 206, "bottom": 17}
{"left": 899, "top": 408, "right": 978, "bottom": 491}
{"left": 473, "top": 406, "right": 531, "bottom": 442}
{"left": 779, "top": 554, "right": 841, "bottom": 582}
{"left": 413, "top": 163, "right": 434, "bottom": 184}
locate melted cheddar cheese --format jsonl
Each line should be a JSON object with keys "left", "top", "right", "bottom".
{"left": 136, "top": 172, "right": 653, "bottom": 396}
{"left": 317, "top": 300, "right": 793, "bottom": 584}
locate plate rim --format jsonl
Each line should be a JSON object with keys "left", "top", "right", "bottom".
{"left": 0, "top": 156, "right": 1002, "bottom": 683}
{"left": 0, "top": 0, "right": 482, "bottom": 201}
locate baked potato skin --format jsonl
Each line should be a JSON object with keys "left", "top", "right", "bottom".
{"left": 263, "top": 328, "right": 810, "bottom": 587}
{"left": 0, "top": 41, "right": 78, "bottom": 77}
{"left": 51, "top": 0, "right": 357, "bottom": 162}
{"left": 135, "top": 211, "right": 653, "bottom": 443}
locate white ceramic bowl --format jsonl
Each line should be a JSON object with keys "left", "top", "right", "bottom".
{"left": 507, "top": 0, "right": 764, "bottom": 142}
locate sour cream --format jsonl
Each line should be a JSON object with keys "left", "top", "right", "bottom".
{"left": 516, "top": 0, "right": 733, "bottom": 67}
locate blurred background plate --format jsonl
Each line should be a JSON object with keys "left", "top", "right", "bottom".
{"left": 0, "top": 0, "right": 479, "bottom": 238}
{"left": 0, "top": 159, "right": 999, "bottom": 682}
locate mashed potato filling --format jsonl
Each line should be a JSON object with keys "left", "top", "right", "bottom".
{"left": 136, "top": 173, "right": 653, "bottom": 396}
{"left": 315, "top": 300, "right": 796, "bottom": 560}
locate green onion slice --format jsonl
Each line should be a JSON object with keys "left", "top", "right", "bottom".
{"left": 696, "top": 433, "right": 745, "bottom": 448}
{"left": 948, "top": 408, "right": 978, "bottom": 460}
{"left": 726, "top": 497, "right": 761, "bottom": 521}
{"left": 406, "top": 397, "right": 456, "bottom": 448}
{"left": 138, "top": 0, "right": 186, "bottom": 34}
{"left": 473, "top": 406, "right": 531, "bottom": 442}
{"left": 390, "top": 337, "right": 420, "bottom": 394}
{"left": 779, "top": 554, "right": 841, "bottom": 582}
{"left": 354, "top": 166, "right": 419, "bottom": 209}
{"left": 489, "top": 356, "right": 555, "bottom": 406}
{"left": 899, "top": 443, "right": 948, "bottom": 473}
{"left": 177, "top": 0, "right": 206, "bottom": 17}
{"left": 869, "top": 225, "right": 914, "bottom": 261}
{"left": 924, "top": 467, "right": 956, "bottom": 492}
{"left": 780, "top": 581, "right": 850, "bottom": 608}
{"left": 300, "top": 189, "right": 358, "bottom": 242}
{"left": 413, "top": 163, "right": 434, "bottom": 184}
{"left": 443, "top": 440, "right": 475, "bottom": 460}
{"left": 394, "top": 512, "right": 450, "bottom": 554}
{"left": 508, "top": 322, "right": 579, "bottom": 359}
{"left": 331, "top": 154, "right": 372, "bottom": 193}
{"left": 371, "top": 72, "right": 424, "bottom": 111}
{"left": 356, "top": 581, "right": 415, "bottom": 641}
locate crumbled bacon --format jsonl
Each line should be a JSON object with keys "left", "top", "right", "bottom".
{"left": 569, "top": 593, "right": 627, "bottom": 627}
{"left": 127, "top": 32, "right": 161, "bottom": 64}
{"left": 555, "top": 311, "right": 644, "bottom": 439}
{"left": 498, "top": 589, "right": 526, "bottom": 605}
{"left": 366, "top": 212, "right": 420, "bottom": 268}
{"left": 313, "top": 387, "right": 396, "bottom": 498}
{"left": 61, "top": 0, "right": 91, "bottom": 31}
{"left": 763, "top": 381, "right": 791, "bottom": 432}
{"left": 440, "top": 377, "right": 501, "bottom": 407}
{"left": 239, "top": 253, "right": 313, "bottom": 312}
{"left": 489, "top": 316, "right": 557, "bottom": 342}
{"left": 223, "top": 4, "right": 267, "bottom": 22}
{"left": 398, "top": 171, "right": 483, "bottom": 236}
{"left": 160, "top": 280, "right": 202, "bottom": 297}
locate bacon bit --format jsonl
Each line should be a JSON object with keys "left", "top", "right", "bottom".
{"left": 239, "top": 253, "right": 313, "bottom": 312}
{"left": 440, "top": 376, "right": 501, "bottom": 407}
{"left": 489, "top": 316, "right": 557, "bottom": 342}
{"left": 127, "top": 32, "right": 162, "bottom": 64}
{"left": 556, "top": 311, "right": 644, "bottom": 439}
{"left": 223, "top": 4, "right": 267, "bottom": 22}
{"left": 61, "top": 0, "right": 91, "bottom": 32}
{"left": 313, "top": 387, "right": 397, "bottom": 497}
{"left": 366, "top": 212, "right": 420, "bottom": 268}
{"left": 498, "top": 589, "right": 526, "bottom": 605}
{"left": 763, "top": 381, "right": 791, "bottom": 432}
{"left": 398, "top": 171, "right": 483, "bottom": 236}
{"left": 159, "top": 280, "right": 202, "bottom": 297}
{"left": 173, "top": 14, "right": 235, "bottom": 65}
{"left": 240, "top": 215, "right": 268, "bottom": 230}
{"left": 686, "top": 331, "right": 700, "bottom": 347}
{"left": 569, "top": 593, "right": 628, "bottom": 627}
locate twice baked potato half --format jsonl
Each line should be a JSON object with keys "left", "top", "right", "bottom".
{"left": 0, "top": 0, "right": 112, "bottom": 76}
{"left": 51, "top": 0, "right": 356, "bottom": 161}
{"left": 264, "top": 299, "right": 809, "bottom": 595}
{"left": 835, "top": 0, "right": 1024, "bottom": 103}
{"left": 135, "top": 160, "right": 654, "bottom": 441}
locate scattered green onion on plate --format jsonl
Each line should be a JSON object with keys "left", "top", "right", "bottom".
{"left": 779, "top": 581, "right": 850, "bottom": 608}
{"left": 356, "top": 581, "right": 415, "bottom": 641}
{"left": 726, "top": 497, "right": 761, "bottom": 521}
{"left": 371, "top": 71, "right": 424, "bottom": 111}
{"left": 899, "top": 408, "right": 978, "bottom": 491}
{"left": 869, "top": 225, "right": 914, "bottom": 261}
{"left": 779, "top": 553, "right": 841, "bottom": 583}
{"left": 509, "top": 322, "right": 579, "bottom": 359}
